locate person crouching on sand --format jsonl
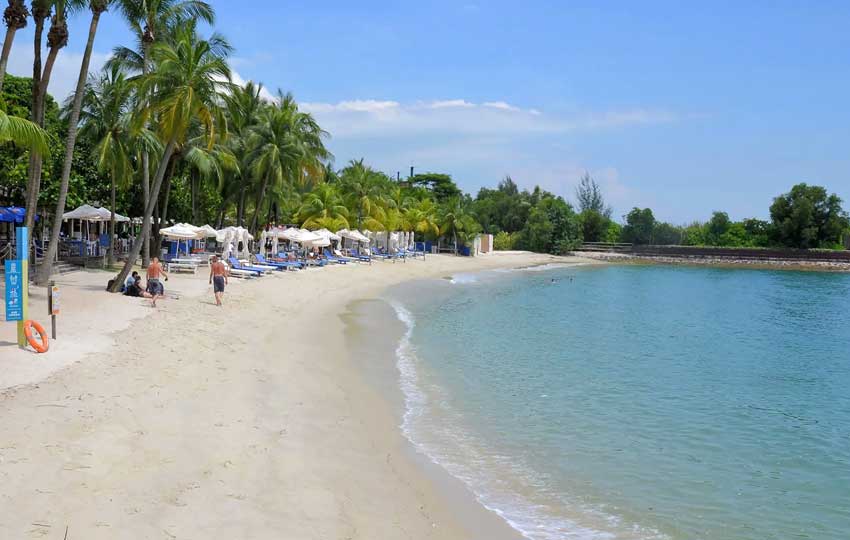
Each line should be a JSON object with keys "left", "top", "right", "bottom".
{"left": 146, "top": 257, "right": 169, "bottom": 307}
{"left": 209, "top": 255, "right": 228, "bottom": 306}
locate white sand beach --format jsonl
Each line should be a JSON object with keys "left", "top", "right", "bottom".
{"left": 0, "top": 252, "right": 595, "bottom": 539}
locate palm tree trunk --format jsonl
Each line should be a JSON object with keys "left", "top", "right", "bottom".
{"left": 108, "top": 138, "right": 177, "bottom": 292}
{"left": 156, "top": 158, "right": 175, "bottom": 248}
{"left": 107, "top": 174, "right": 115, "bottom": 266}
{"left": 22, "top": 8, "right": 46, "bottom": 234}
{"left": 24, "top": 39, "right": 62, "bottom": 233}
{"left": 237, "top": 183, "right": 246, "bottom": 226}
{"left": 190, "top": 169, "right": 196, "bottom": 223}
{"left": 38, "top": 5, "right": 105, "bottom": 285}
{"left": 140, "top": 42, "right": 151, "bottom": 267}
{"left": 216, "top": 198, "right": 227, "bottom": 229}
{"left": 141, "top": 151, "right": 150, "bottom": 266}
{"left": 250, "top": 175, "right": 269, "bottom": 233}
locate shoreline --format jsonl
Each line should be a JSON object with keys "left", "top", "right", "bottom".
{"left": 571, "top": 250, "right": 850, "bottom": 272}
{"left": 0, "top": 252, "right": 592, "bottom": 539}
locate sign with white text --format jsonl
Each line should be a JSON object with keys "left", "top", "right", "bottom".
{"left": 5, "top": 260, "right": 23, "bottom": 321}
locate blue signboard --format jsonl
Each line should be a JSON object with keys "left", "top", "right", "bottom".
{"left": 5, "top": 259, "right": 23, "bottom": 321}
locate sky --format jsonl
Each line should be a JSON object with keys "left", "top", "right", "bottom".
{"left": 6, "top": 0, "right": 850, "bottom": 223}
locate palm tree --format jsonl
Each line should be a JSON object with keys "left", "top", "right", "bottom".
{"left": 296, "top": 182, "right": 349, "bottom": 230}
{"left": 403, "top": 198, "right": 439, "bottom": 244}
{"left": 0, "top": 0, "right": 28, "bottom": 94}
{"left": 0, "top": 108, "right": 49, "bottom": 150}
{"left": 75, "top": 65, "right": 159, "bottom": 266}
{"left": 220, "top": 80, "right": 264, "bottom": 226}
{"left": 244, "top": 93, "right": 328, "bottom": 233}
{"left": 439, "top": 196, "right": 480, "bottom": 254}
{"left": 38, "top": 0, "right": 109, "bottom": 285}
{"left": 25, "top": 0, "right": 84, "bottom": 232}
{"left": 106, "top": 24, "right": 231, "bottom": 292}
{"left": 340, "top": 159, "right": 384, "bottom": 230}
{"left": 111, "top": 0, "right": 214, "bottom": 266}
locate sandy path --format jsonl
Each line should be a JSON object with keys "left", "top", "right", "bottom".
{"left": 0, "top": 253, "right": 591, "bottom": 539}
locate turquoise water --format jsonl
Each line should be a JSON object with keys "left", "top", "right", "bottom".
{"left": 386, "top": 264, "right": 850, "bottom": 540}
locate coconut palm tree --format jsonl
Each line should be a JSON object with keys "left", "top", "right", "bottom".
{"left": 25, "top": 0, "right": 87, "bottom": 232}
{"left": 340, "top": 159, "right": 384, "bottom": 230}
{"left": 76, "top": 65, "right": 160, "bottom": 266}
{"left": 0, "top": 108, "right": 49, "bottom": 150}
{"left": 439, "top": 196, "right": 480, "bottom": 254}
{"left": 403, "top": 198, "right": 440, "bottom": 244}
{"left": 220, "top": 80, "right": 264, "bottom": 226}
{"left": 296, "top": 182, "right": 349, "bottom": 230}
{"left": 244, "top": 93, "right": 328, "bottom": 233}
{"left": 0, "top": 0, "right": 28, "bottom": 94}
{"left": 111, "top": 0, "right": 214, "bottom": 266}
{"left": 38, "top": 0, "right": 110, "bottom": 285}
{"left": 106, "top": 23, "right": 231, "bottom": 291}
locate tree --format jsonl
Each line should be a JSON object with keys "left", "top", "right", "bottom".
{"left": 410, "top": 172, "right": 461, "bottom": 202}
{"left": 296, "top": 182, "right": 349, "bottom": 230}
{"left": 75, "top": 65, "right": 159, "bottom": 266}
{"left": 575, "top": 173, "right": 611, "bottom": 217}
{"left": 112, "top": 0, "right": 214, "bottom": 266}
{"left": 39, "top": 0, "right": 109, "bottom": 285}
{"left": 621, "top": 207, "right": 656, "bottom": 244}
{"left": 439, "top": 196, "right": 479, "bottom": 254}
{"left": 220, "top": 80, "right": 264, "bottom": 226}
{"left": 244, "top": 92, "right": 328, "bottom": 233}
{"left": 579, "top": 209, "right": 609, "bottom": 242}
{"left": 706, "top": 211, "right": 730, "bottom": 244}
{"left": 769, "top": 183, "right": 849, "bottom": 249}
{"left": 340, "top": 158, "right": 385, "bottom": 230}
{"left": 653, "top": 222, "right": 683, "bottom": 245}
{"left": 402, "top": 197, "right": 439, "bottom": 242}
{"left": 25, "top": 0, "right": 82, "bottom": 232}
{"left": 519, "top": 195, "right": 582, "bottom": 254}
{"left": 106, "top": 23, "right": 231, "bottom": 291}
{"left": 0, "top": 0, "right": 28, "bottom": 94}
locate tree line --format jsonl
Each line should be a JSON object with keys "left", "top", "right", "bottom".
{"left": 472, "top": 174, "right": 850, "bottom": 252}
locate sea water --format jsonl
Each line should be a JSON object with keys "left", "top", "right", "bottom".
{"left": 384, "top": 264, "right": 850, "bottom": 540}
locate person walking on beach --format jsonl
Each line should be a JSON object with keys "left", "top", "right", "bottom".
{"left": 209, "top": 255, "right": 228, "bottom": 306}
{"left": 146, "top": 257, "right": 169, "bottom": 307}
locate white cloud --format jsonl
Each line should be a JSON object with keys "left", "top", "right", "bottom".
{"left": 482, "top": 101, "right": 521, "bottom": 112}
{"left": 228, "top": 69, "right": 279, "bottom": 102}
{"left": 299, "top": 97, "right": 678, "bottom": 140}
{"left": 428, "top": 99, "right": 475, "bottom": 109}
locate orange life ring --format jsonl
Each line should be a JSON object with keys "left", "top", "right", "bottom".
{"left": 23, "top": 320, "right": 49, "bottom": 353}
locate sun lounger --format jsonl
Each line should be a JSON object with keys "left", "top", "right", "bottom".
{"left": 165, "top": 261, "right": 198, "bottom": 274}
{"left": 255, "top": 253, "right": 302, "bottom": 270}
{"left": 271, "top": 253, "right": 306, "bottom": 269}
{"left": 348, "top": 248, "right": 372, "bottom": 263}
{"left": 322, "top": 249, "right": 349, "bottom": 264}
{"left": 228, "top": 257, "right": 269, "bottom": 276}
{"left": 370, "top": 247, "right": 398, "bottom": 261}
{"left": 225, "top": 263, "right": 257, "bottom": 279}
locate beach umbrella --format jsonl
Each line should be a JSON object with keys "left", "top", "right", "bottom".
{"left": 96, "top": 207, "right": 130, "bottom": 222}
{"left": 63, "top": 204, "right": 103, "bottom": 221}
{"left": 313, "top": 228, "right": 341, "bottom": 241}
{"left": 160, "top": 224, "right": 200, "bottom": 257}
{"left": 198, "top": 224, "right": 218, "bottom": 238}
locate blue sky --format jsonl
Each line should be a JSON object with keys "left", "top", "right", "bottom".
{"left": 7, "top": 0, "right": 850, "bottom": 223}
